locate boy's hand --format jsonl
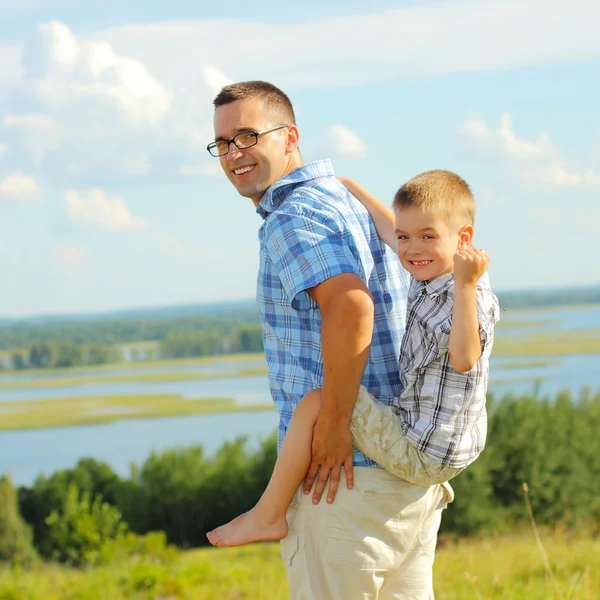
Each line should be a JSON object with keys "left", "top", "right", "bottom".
{"left": 453, "top": 247, "right": 489, "bottom": 287}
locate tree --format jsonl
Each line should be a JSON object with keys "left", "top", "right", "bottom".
{"left": 45, "top": 484, "right": 127, "bottom": 566}
{"left": 29, "top": 343, "right": 53, "bottom": 369}
{"left": 0, "top": 476, "right": 36, "bottom": 565}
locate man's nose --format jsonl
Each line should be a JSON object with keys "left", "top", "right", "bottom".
{"left": 227, "top": 142, "right": 244, "bottom": 161}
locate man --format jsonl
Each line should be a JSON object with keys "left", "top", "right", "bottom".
{"left": 209, "top": 80, "right": 452, "bottom": 599}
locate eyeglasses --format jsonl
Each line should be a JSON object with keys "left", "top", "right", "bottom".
{"left": 207, "top": 125, "right": 289, "bottom": 157}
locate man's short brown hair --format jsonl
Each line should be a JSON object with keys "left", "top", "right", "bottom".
{"left": 213, "top": 80, "right": 296, "bottom": 125}
{"left": 393, "top": 170, "right": 475, "bottom": 225}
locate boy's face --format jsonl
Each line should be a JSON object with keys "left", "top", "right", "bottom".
{"left": 394, "top": 206, "right": 472, "bottom": 281}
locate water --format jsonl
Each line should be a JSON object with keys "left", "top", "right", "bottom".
{"left": 1, "top": 410, "right": 279, "bottom": 486}
{"left": 0, "top": 374, "right": 272, "bottom": 405}
{"left": 2, "top": 305, "right": 599, "bottom": 487}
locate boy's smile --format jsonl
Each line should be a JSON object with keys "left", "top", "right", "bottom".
{"left": 394, "top": 207, "right": 472, "bottom": 282}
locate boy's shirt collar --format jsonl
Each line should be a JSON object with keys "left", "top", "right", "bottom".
{"left": 415, "top": 271, "right": 492, "bottom": 298}
{"left": 256, "top": 159, "right": 334, "bottom": 219}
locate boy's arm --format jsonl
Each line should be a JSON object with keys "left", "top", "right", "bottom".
{"left": 338, "top": 177, "right": 397, "bottom": 250}
{"left": 448, "top": 247, "right": 490, "bottom": 373}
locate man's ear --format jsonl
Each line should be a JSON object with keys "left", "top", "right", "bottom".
{"left": 458, "top": 224, "right": 474, "bottom": 250}
{"left": 285, "top": 125, "right": 300, "bottom": 154}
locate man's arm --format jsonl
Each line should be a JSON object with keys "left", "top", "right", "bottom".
{"left": 448, "top": 247, "right": 490, "bottom": 372}
{"left": 303, "top": 272, "right": 374, "bottom": 504}
{"left": 338, "top": 177, "right": 398, "bottom": 250}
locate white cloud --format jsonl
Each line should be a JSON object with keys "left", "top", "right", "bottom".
{"left": 584, "top": 170, "right": 600, "bottom": 185}
{"left": 86, "top": 0, "right": 600, "bottom": 90}
{"left": 65, "top": 189, "right": 149, "bottom": 230}
{"left": 0, "top": 142, "right": 6, "bottom": 156}
{"left": 55, "top": 243, "right": 85, "bottom": 271}
{"left": 202, "top": 66, "right": 233, "bottom": 98}
{"left": 0, "top": 173, "right": 41, "bottom": 203}
{"left": 26, "top": 20, "right": 173, "bottom": 123}
{"left": 458, "top": 113, "right": 598, "bottom": 189}
{"left": 325, "top": 124, "right": 367, "bottom": 160}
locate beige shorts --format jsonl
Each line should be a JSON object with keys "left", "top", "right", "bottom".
{"left": 349, "top": 386, "right": 463, "bottom": 486}
{"left": 283, "top": 467, "right": 453, "bottom": 600}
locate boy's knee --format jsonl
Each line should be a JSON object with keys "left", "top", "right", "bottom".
{"left": 297, "top": 389, "right": 322, "bottom": 418}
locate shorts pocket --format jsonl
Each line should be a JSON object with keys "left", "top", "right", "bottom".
{"left": 280, "top": 531, "right": 300, "bottom": 566}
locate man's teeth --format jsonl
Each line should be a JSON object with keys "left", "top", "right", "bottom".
{"left": 234, "top": 166, "right": 254, "bottom": 175}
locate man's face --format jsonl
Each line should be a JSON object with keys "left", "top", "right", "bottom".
{"left": 213, "top": 98, "right": 296, "bottom": 205}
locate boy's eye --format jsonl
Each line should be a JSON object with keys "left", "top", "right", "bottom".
{"left": 397, "top": 235, "right": 408, "bottom": 241}
{"left": 423, "top": 235, "right": 435, "bottom": 240}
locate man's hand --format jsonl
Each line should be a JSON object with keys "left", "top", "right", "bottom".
{"left": 453, "top": 247, "right": 489, "bottom": 288}
{"left": 303, "top": 412, "right": 354, "bottom": 505}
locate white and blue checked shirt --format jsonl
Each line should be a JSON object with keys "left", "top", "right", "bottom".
{"left": 398, "top": 272, "right": 500, "bottom": 468}
{"left": 256, "top": 160, "right": 410, "bottom": 468}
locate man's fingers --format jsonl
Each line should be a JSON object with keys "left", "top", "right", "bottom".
{"left": 344, "top": 460, "right": 354, "bottom": 490}
{"left": 312, "top": 467, "right": 331, "bottom": 504}
{"left": 327, "top": 468, "right": 341, "bottom": 504}
{"left": 303, "top": 462, "right": 320, "bottom": 494}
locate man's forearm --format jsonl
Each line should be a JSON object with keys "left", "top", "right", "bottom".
{"left": 318, "top": 289, "right": 374, "bottom": 424}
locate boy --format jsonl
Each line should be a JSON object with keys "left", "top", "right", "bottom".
{"left": 207, "top": 169, "right": 500, "bottom": 547}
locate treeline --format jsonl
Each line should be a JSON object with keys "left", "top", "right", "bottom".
{"left": 2, "top": 388, "right": 599, "bottom": 568}
{"left": 0, "top": 303, "right": 259, "bottom": 351}
{"left": 4, "top": 324, "right": 264, "bottom": 370}
{"left": 3, "top": 285, "right": 599, "bottom": 353}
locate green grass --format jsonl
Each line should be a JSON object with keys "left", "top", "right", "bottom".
{"left": 0, "top": 532, "right": 597, "bottom": 599}
{"left": 495, "top": 318, "right": 559, "bottom": 331}
{"left": 492, "top": 328, "right": 600, "bottom": 357}
{"left": 0, "top": 394, "right": 274, "bottom": 432}
{"left": 497, "top": 359, "right": 559, "bottom": 369}
{"left": 0, "top": 352, "right": 266, "bottom": 379}
{"left": 0, "top": 365, "right": 268, "bottom": 391}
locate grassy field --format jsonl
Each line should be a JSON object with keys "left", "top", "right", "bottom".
{"left": 0, "top": 365, "right": 268, "bottom": 391}
{"left": 0, "top": 532, "right": 598, "bottom": 599}
{"left": 0, "top": 352, "right": 266, "bottom": 379}
{"left": 0, "top": 394, "right": 273, "bottom": 432}
{"left": 492, "top": 328, "right": 600, "bottom": 356}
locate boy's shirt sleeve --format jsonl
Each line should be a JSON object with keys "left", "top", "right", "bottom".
{"left": 476, "top": 282, "right": 501, "bottom": 352}
{"left": 262, "top": 196, "right": 363, "bottom": 310}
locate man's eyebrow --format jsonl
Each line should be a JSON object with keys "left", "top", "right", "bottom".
{"left": 214, "top": 127, "right": 256, "bottom": 142}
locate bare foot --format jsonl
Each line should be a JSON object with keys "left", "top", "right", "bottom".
{"left": 206, "top": 508, "right": 288, "bottom": 547}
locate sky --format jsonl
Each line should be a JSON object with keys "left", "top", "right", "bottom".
{"left": 0, "top": 0, "right": 599, "bottom": 318}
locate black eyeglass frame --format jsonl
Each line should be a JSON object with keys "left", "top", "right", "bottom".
{"left": 207, "top": 124, "right": 290, "bottom": 157}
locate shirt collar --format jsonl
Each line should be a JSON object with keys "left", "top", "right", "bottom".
{"left": 256, "top": 159, "right": 335, "bottom": 219}
{"left": 414, "top": 271, "right": 491, "bottom": 298}
{"left": 414, "top": 272, "right": 455, "bottom": 298}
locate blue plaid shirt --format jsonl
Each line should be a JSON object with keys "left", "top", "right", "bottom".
{"left": 256, "top": 159, "right": 410, "bottom": 467}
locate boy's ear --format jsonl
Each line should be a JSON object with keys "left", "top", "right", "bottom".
{"left": 458, "top": 224, "right": 474, "bottom": 250}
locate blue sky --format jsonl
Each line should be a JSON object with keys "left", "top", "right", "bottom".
{"left": 1, "top": 0, "right": 599, "bottom": 317}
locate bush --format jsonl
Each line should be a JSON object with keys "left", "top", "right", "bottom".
{"left": 0, "top": 476, "right": 36, "bottom": 566}
{"left": 45, "top": 484, "right": 127, "bottom": 567}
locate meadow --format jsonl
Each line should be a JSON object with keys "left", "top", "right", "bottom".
{"left": 1, "top": 531, "right": 598, "bottom": 599}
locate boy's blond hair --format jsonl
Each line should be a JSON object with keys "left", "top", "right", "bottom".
{"left": 393, "top": 170, "right": 475, "bottom": 226}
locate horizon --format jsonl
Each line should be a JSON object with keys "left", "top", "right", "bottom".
{"left": 2, "top": 282, "right": 600, "bottom": 322}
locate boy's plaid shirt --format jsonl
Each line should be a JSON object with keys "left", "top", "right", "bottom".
{"left": 255, "top": 159, "right": 410, "bottom": 467}
{"left": 397, "top": 272, "right": 500, "bottom": 468}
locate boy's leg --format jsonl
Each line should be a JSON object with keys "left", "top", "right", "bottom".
{"left": 207, "top": 389, "right": 321, "bottom": 547}
{"left": 350, "top": 387, "right": 461, "bottom": 486}
{"left": 282, "top": 467, "right": 453, "bottom": 600}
